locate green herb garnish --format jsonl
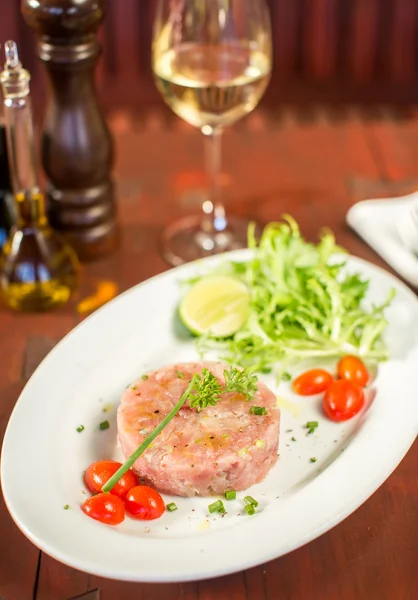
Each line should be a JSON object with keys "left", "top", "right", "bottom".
{"left": 189, "top": 369, "right": 223, "bottom": 412}
{"left": 310, "top": 457, "right": 317, "bottom": 463}
{"left": 224, "top": 366, "right": 258, "bottom": 399}
{"left": 244, "top": 495, "right": 258, "bottom": 507}
{"left": 101, "top": 367, "right": 258, "bottom": 493}
{"left": 99, "top": 420, "right": 110, "bottom": 431}
{"left": 141, "top": 374, "right": 149, "bottom": 380}
{"left": 225, "top": 490, "right": 236, "bottom": 500}
{"left": 244, "top": 504, "right": 255, "bottom": 515}
{"left": 191, "top": 217, "right": 394, "bottom": 372}
{"left": 249, "top": 406, "right": 267, "bottom": 416}
{"left": 176, "top": 371, "right": 184, "bottom": 379}
{"left": 306, "top": 421, "right": 319, "bottom": 435}
{"left": 281, "top": 372, "right": 292, "bottom": 382}
{"left": 64, "top": 504, "right": 70, "bottom": 510}
{"left": 208, "top": 499, "right": 226, "bottom": 514}
{"left": 166, "top": 502, "right": 178, "bottom": 512}
{"left": 291, "top": 436, "right": 296, "bottom": 442}
{"left": 76, "top": 425, "right": 84, "bottom": 433}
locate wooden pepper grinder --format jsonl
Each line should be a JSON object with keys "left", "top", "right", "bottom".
{"left": 21, "top": 0, "right": 118, "bottom": 261}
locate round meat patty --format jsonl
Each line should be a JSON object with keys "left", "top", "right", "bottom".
{"left": 117, "top": 361, "right": 280, "bottom": 497}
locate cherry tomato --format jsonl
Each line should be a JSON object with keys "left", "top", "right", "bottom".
{"left": 125, "top": 486, "right": 165, "bottom": 520}
{"left": 292, "top": 369, "right": 333, "bottom": 396}
{"left": 84, "top": 460, "right": 138, "bottom": 498}
{"left": 81, "top": 493, "right": 125, "bottom": 525}
{"left": 323, "top": 379, "right": 365, "bottom": 422}
{"left": 337, "top": 355, "right": 369, "bottom": 388}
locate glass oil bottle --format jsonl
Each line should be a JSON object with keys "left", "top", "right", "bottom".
{"left": 0, "top": 41, "right": 78, "bottom": 311}
{"left": 0, "top": 93, "right": 15, "bottom": 248}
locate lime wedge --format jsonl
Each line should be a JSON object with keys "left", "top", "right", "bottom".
{"left": 179, "top": 275, "right": 250, "bottom": 337}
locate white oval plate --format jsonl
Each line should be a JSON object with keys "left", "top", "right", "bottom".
{"left": 1, "top": 250, "right": 418, "bottom": 583}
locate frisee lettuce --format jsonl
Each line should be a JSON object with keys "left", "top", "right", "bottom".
{"left": 193, "top": 216, "right": 395, "bottom": 373}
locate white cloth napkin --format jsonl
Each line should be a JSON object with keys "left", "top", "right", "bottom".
{"left": 346, "top": 191, "right": 418, "bottom": 288}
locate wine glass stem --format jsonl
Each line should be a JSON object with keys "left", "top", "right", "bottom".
{"left": 202, "top": 127, "right": 227, "bottom": 233}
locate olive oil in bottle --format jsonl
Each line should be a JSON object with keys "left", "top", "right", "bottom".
{"left": 0, "top": 41, "right": 78, "bottom": 312}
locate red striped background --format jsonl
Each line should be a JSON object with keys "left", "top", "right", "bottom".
{"left": 1, "top": 0, "right": 418, "bottom": 113}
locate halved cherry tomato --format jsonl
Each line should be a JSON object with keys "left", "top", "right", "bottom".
{"left": 337, "top": 355, "right": 369, "bottom": 387}
{"left": 84, "top": 460, "right": 138, "bottom": 498}
{"left": 323, "top": 379, "right": 365, "bottom": 422}
{"left": 292, "top": 369, "right": 333, "bottom": 396}
{"left": 81, "top": 492, "right": 125, "bottom": 525}
{"left": 125, "top": 486, "right": 165, "bottom": 520}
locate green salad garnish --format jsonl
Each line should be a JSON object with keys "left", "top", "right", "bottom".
{"left": 191, "top": 216, "right": 394, "bottom": 373}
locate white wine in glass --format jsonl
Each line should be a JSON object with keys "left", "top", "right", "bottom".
{"left": 152, "top": 0, "right": 272, "bottom": 266}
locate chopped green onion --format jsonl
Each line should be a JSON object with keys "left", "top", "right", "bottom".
{"left": 225, "top": 490, "right": 236, "bottom": 500}
{"left": 176, "top": 371, "right": 184, "bottom": 379}
{"left": 166, "top": 502, "right": 178, "bottom": 512}
{"left": 64, "top": 504, "right": 70, "bottom": 510}
{"left": 76, "top": 425, "right": 84, "bottom": 433}
{"left": 131, "top": 384, "right": 137, "bottom": 390}
{"left": 281, "top": 372, "right": 292, "bottom": 381}
{"left": 310, "top": 457, "right": 317, "bottom": 463}
{"left": 208, "top": 499, "right": 226, "bottom": 514}
{"left": 260, "top": 367, "right": 272, "bottom": 374}
{"left": 99, "top": 420, "right": 110, "bottom": 431}
{"left": 306, "top": 421, "right": 319, "bottom": 435}
{"left": 244, "top": 504, "right": 255, "bottom": 515}
{"left": 141, "top": 374, "right": 149, "bottom": 380}
{"left": 291, "top": 436, "right": 296, "bottom": 442}
{"left": 249, "top": 406, "right": 267, "bottom": 416}
{"left": 244, "top": 495, "right": 258, "bottom": 507}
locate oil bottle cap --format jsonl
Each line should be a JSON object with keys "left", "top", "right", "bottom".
{"left": 0, "top": 41, "right": 31, "bottom": 100}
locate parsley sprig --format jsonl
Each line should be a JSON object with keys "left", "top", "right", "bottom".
{"left": 102, "top": 366, "right": 258, "bottom": 493}
{"left": 224, "top": 367, "right": 258, "bottom": 400}
{"left": 189, "top": 369, "right": 222, "bottom": 411}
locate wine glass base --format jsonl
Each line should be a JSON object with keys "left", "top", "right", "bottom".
{"left": 161, "top": 214, "right": 255, "bottom": 267}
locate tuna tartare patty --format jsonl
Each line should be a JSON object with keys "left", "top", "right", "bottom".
{"left": 117, "top": 361, "right": 280, "bottom": 497}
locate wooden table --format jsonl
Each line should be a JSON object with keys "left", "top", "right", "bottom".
{"left": 1, "top": 106, "right": 417, "bottom": 600}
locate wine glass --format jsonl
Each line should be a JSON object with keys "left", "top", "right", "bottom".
{"left": 152, "top": 0, "right": 272, "bottom": 266}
